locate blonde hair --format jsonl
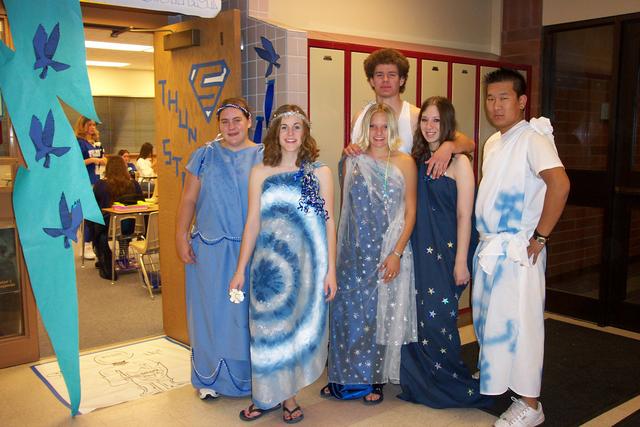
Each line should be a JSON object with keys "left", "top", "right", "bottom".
{"left": 357, "top": 103, "right": 402, "bottom": 152}
{"left": 74, "top": 116, "right": 99, "bottom": 142}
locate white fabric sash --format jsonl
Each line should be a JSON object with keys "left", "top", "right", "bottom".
{"left": 478, "top": 231, "right": 531, "bottom": 275}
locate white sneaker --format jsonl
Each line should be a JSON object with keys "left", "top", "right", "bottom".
{"left": 198, "top": 388, "right": 220, "bottom": 400}
{"left": 83, "top": 243, "right": 96, "bottom": 260}
{"left": 494, "top": 397, "right": 544, "bottom": 427}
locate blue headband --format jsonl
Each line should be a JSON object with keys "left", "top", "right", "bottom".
{"left": 216, "top": 103, "right": 251, "bottom": 119}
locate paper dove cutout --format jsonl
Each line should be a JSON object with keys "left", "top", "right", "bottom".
{"left": 43, "top": 192, "right": 83, "bottom": 248}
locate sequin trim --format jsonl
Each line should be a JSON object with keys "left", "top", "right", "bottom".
{"left": 293, "top": 162, "right": 329, "bottom": 221}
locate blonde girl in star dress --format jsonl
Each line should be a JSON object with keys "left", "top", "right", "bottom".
{"left": 324, "top": 102, "right": 417, "bottom": 405}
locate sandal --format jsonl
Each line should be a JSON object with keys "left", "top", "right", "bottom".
{"left": 320, "top": 384, "right": 332, "bottom": 399}
{"left": 362, "top": 384, "right": 384, "bottom": 406}
{"left": 282, "top": 405, "right": 304, "bottom": 424}
{"left": 238, "top": 403, "right": 281, "bottom": 422}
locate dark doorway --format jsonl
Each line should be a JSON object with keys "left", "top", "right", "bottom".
{"left": 543, "top": 13, "right": 640, "bottom": 332}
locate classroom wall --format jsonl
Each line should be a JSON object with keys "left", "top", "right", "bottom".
{"left": 543, "top": 0, "right": 640, "bottom": 26}
{"left": 87, "top": 67, "right": 155, "bottom": 97}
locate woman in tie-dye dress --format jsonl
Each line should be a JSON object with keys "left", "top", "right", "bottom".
{"left": 229, "top": 104, "right": 337, "bottom": 424}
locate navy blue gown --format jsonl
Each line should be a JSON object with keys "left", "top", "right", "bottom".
{"left": 398, "top": 162, "right": 491, "bottom": 409}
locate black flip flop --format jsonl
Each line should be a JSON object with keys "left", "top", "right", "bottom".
{"left": 282, "top": 405, "right": 304, "bottom": 424}
{"left": 238, "top": 403, "right": 281, "bottom": 422}
{"left": 320, "top": 384, "right": 332, "bottom": 399}
{"left": 362, "top": 385, "right": 384, "bottom": 406}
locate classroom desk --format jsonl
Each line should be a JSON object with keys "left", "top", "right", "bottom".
{"left": 102, "top": 204, "right": 159, "bottom": 284}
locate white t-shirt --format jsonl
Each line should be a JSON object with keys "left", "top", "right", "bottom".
{"left": 136, "top": 157, "right": 155, "bottom": 178}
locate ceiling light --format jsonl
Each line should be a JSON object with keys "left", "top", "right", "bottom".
{"left": 86, "top": 60, "right": 130, "bottom": 67}
{"left": 85, "top": 40, "right": 153, "bottom": 52}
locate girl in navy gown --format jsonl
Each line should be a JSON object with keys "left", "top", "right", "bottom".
{"left": 398, "top": 96, "right": 491, "bottom": 408}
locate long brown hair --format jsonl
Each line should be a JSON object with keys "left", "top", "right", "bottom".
{"left": 138, "top": 142, "right": 154, "bottom": 159}
{"left": 411, "top": 96, "right": 457, "bottom": 165}
{"left": 104, "top": 156, "right": 136, "bottom": 203}
{"left": 262, "top": 104, "right": 319, "bottom": 167}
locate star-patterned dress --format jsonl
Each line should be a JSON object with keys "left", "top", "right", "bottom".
{"left": 328, "top": 155, "right": 417, "bottom": 389}
{"left": 398, "top": 162, "right": 491, "bottom": 408}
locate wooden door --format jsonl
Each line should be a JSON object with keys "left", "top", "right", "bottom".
{"left": 153, "top": 10, "right": 241, "bottom": 343}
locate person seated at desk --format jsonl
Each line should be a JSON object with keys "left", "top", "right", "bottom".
{"left": 136, "top": 142, "right": 156, "bottom": 179}
{"left": 118, "top": 149, "right": 137, "bottom": 180}
{"left": 92, "top": 155, "right": 145, "bottom": 280}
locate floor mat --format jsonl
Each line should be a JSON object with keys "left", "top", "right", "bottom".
{"left": 32, "top": 337, "right": 190, "bottom": 414}
{"left": 461, "top": 319, "right": 640, "bottom": 427}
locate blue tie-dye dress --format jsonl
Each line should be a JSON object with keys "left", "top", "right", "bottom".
{"left": 249, "top": 162, "right": 330, "bottom": 409}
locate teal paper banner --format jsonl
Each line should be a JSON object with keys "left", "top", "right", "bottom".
{"left": 0, "top": 0, "right": 101, "bottom": 416}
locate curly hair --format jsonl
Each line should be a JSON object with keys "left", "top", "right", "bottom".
{"left": 411, "top": 96, "right": 457, "bottom": 165}
{"left": 104, "top": 155, "right": 136, "bottom": 204}
{"left": 363, "top": 48, "right": 410, "bottom": 93}
{"left": 262, "top": 104, "right": 319, "bottom": 167}
{"left": 357, "top": 103, "right": 402, "bottom": 152}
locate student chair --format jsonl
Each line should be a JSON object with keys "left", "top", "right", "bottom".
{"left": 129, "top": 211, "right": 161, "bottom": 298}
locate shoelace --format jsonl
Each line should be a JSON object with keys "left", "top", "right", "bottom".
{"left": 501, "top": 397, "right": 530, "bottom": 424}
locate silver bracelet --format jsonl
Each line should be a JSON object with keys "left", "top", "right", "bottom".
{"left": 392, "top": 250, "right": 403, "bottom": 258}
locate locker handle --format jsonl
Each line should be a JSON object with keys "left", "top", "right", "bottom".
{"left": 462, "top": 69, "right": 468, "bottom": 74}
{"left": 432, "top": 66, "right": 439, "bottom": 71}
{"left": 323, "top": 55, "right": 333, "bottom": 61}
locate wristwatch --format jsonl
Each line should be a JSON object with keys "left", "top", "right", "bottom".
{"left": 532, "top": 229, "right": 549, "bottom": 246}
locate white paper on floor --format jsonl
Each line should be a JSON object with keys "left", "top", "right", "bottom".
{"left": 32, "top": 337, "right": 191, "bottom": 414}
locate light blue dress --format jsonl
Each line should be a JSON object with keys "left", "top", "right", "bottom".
{"left": 185, "top": 141, "right": 263, "bottom": 396}
{"left": 249, "top": 162, "right": 330, "bottom": 409}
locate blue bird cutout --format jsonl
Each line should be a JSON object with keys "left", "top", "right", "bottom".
{"left": 254, "top": 36, "right": 280, "bottom": 78}
{"left": 30, "top": 110, "right": 70, "bottom": 168}
{"left": 33, "top": 23, "right": 70, "bottom": 79}
{"left": 43, "top": 192, "right": 83, "bottom": 249}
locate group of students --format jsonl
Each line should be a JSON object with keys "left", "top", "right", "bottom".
{"left": 175, "top": 48, "right": 569, "bottom": 427}
{"left": 74, "top": 116, "right": 158, "bottom": 278}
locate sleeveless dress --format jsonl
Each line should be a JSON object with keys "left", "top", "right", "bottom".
{"left": 398, "top": 162, "right": 491, "bottom": 408}
{"left": 185, "top": 141, "right": 263, "bottom": 397}
{"left": 328, "top": 155, "right": 417, "bottom": 391}
{"left": 249, "top": 162, "right": 330, "bottom": 409}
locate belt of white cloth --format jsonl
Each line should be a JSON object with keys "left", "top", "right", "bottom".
{"left": 477, "top": 231, "right": 531, "bottom": 275}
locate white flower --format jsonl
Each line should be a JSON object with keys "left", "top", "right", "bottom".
{"left": 229, "top": 289, "right": 245, "bottom": 304}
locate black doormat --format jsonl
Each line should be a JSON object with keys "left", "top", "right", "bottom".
{"left": 614, "top": 409, "right": 640, "bottom": 426}
{"left": 461, "top": 319, "right": 640, "bottom": 427}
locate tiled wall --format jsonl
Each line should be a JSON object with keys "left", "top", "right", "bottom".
{"left": 222, "top": 0, "right": 308, "bottom": 141}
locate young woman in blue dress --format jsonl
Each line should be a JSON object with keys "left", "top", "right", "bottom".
{"left": 175, "top": 98, "right": 262, "bottom": 401}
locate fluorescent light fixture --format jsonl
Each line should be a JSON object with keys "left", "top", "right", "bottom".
{"left": 85, "top": 40, "right": 154, "bottom": 52}
{"left": 86, "top": 60, "right": 130, "bottom": 67}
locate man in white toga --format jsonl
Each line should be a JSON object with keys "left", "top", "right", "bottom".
{"left": 473, "top": 67, "right": 570, "bottom": 427}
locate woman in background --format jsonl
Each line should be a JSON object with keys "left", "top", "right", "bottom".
{"left": 76, "top": 116, "right": 106, "bottom": 260}
{"left": 230, "top": 104, "right": 336, "bottom": 424}
{"left": 118, "top": 149, "right": 137, "bottom": 180}
{"left": 136, "top": 142, "right": 156, "bottom": 179}
{"left": 398, "top": 96, "right": 491, "bottom": 409}
{"left": 92, "top": 155, "right": 144, "bottom": 280}
{"left": 175, "top": 98, "right": 261, "bottom": 401}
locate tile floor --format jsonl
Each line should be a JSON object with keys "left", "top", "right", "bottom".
{"left": 1, "top": 313, "right": 638, "bottom": 427}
